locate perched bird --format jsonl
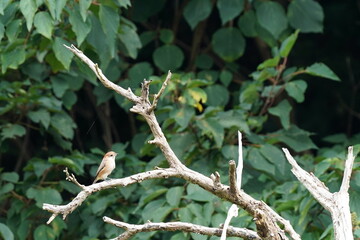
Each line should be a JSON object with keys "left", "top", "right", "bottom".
{"left": 93, "top": 151, "right": 118, "bottom": 184}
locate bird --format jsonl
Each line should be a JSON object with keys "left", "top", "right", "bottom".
{"left": 93, "top": 151, "right": 118, "bottom": 184}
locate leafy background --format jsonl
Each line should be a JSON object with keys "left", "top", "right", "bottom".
{"left": 1, "top": 0, "right": 360, "bottom": 239}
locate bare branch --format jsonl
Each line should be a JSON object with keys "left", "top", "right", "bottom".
{"left": 43, "top": 45, "right": 303, "bottom": 240}
{"left": 220, "top": 204, "right": 239, "bottom": 240}
{"left": 63, "top": 44, "right": 140, "bottom": 103}
{"left": 340, "top": 146, "right": 355, "bottom": 193}
{"left": 221, "top": 131, "right": 244, "bottom": 240}
{"left": 283, "top": 147, "right": 356, "bottom": 240}
{"left": 236, "top": 131, "right": 243, "bottom": 189}
{"left": 282, "top": 148, "right": 332, "bottom": 208}
{"left": 148, "top": 70, "right": 172, "bottom": 113}
{"left": 64, "top": 167, "right": 85, "bottom": 189}
{"left": 210, "top": 171, "right": 221, "bottom": 187}
{"left": 263, "top": 204, "right": 301, "bottom": 240}
{"left": 228, "top": 160, "right": 239, "bottom": 196}
{"left": 103, "top": 216, "right": 261, "bottom": 240}
{"left": 43, "top": 168, "right": 179, "bottom": 224}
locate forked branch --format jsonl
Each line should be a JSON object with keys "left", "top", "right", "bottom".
{"left": 283, "top": 147, "right": 356, "bottom": 240}
{"left": 42, "top": 44, "right": 302, "bottom": 240}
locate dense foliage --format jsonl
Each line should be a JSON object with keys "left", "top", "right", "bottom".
{"left": 0, "top": 0, "right": 360, "bottom": 239}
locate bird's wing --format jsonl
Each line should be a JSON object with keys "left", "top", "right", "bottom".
{"left": 95, "top": 160, "right": 106, "bottom": 177}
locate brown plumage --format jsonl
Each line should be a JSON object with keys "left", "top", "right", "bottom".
{"left": 93, "top": 151, "right": 117, "bottom": 184}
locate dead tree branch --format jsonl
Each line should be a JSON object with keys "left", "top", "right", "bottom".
{"left": 103, "top": 216, "right": 261, "bottom": 240}
{"left": 42, "top": 44, "right": 301, "bottom": 240}
{"left": 283, "top": 147, "right": 356, "bottom": 240}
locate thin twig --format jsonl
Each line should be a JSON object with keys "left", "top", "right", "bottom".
{"left": 64, "top": 168, "right": 85, "bottom": 189}
{"left": 236, "top": 131, "right": 243, "bottom": 190}
{"left": 148, "top": 70, "right": 172, "bottom": 113}
{"left": 229, "top": 160, "right": 238, "bottom": 196}
{"left": 340, "top": 146, "right": 355, "bottom": 193}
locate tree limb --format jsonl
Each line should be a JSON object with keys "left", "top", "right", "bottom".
{"left": 282, "top": 147, "right": 356, "bottom": 240}
{"left": 103, "top": 216, "right": 261, "bottom": 240}
{"left": 42, "top": 44, "right": 302, "bottom": 240}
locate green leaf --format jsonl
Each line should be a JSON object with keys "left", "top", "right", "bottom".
{"left": 212, "top": 27, "right": 245, "bottom": 62}
{"left": 0, "top": 223, "right": 14, "bottom": 240}
{"left": 91, "top": 195, "right": 117, "bottom": 214}
{"left": 79, "top": 0, "right": 92, "bottom": 21}
{"left": 119, "top": 25, "right": 142, "bottom": 59}
{"left": 33, "top": 225, "right": 56, "bottom": 240}
{"left": 166, "top": 186, "right": 183, "bottom": 206}
{"left": 1, "top": 172, "right": 19, "bottom": 183}
{"left": 5, "top": 19, "right": 22, "bottom": 42}
{"left": 247, "top": 147, "right": 275, "bottom": 175}
{"left": 240, "top": 83, "right": 259, "bottom": 104}
{"left": 288, "top": 0, "right": 324, "bottom": 33}
{"left": 1, "top": 124, "right": 26, "bottom": 140}
{"left": 52, "top": 37, "right": 74, "bottom": 70}
{"left": 305, "top": 63, "right": 340, "bottom": 81}
{"left": 285, "top": 80, "right": 307, "bottom": 103}
{"left": 195, "top": 54, "right": 213, "bottom": 70}
{"left": 43, "top": 0, "right": 56, "bottom": 19}
{"left": 273, "top": 125, "right": 317, "bottom": 152}
{"left": 1, "top": 46, "right": 26, "bottom": 73}
{"left": 322, "top": 133, "right": 348, "bottom": 144}
{"left": 220, "top": 70, "right": 232, "bottom": 87}
{"left": 217, "top": 0, "right": 244, "bottom": 25}
{"left": 153, "top": 45, "right": 184, "bottom": 72}
{"left": 256, "top": 22, "right": 277, "bottom": 47}
{"left": 217, "top": 110, "right": 250, "bottom": 133}
{"left": 238, "top": 10, "right": 257, "bottom": 37}
{"left": 169, "top": 105, "right": 195, "bottom": 130}
{"left": 99, "top": 5, "right": 119, "bottom": 57}
{"left": 0, "top": 23, "right": 4, "bottom": 42}
{"left": 350, "top": 189, "right": 360, "bottom": 217}
{"left": 299, "top": 197, "right": 314, "bottom": 225}
{"left": 51, "top": 76, "right": 69, "bottom": 98}
{"left": 0, "top": 183, "right": 13, "bottom": 195}
{"left": 50, "top": 113, "right": 76, "bottom": 139}
{"left": 190, "top": 232, "right": 207, "bottom": 240}
{"left": 49, "top": 157, "right": 78, "bottom": 170}
{"left": 159, "top": 29, "right": 174, "bottom": 44}
{"left": 28, "top": 109, "right": 51, "bottom": 129}
{"left": 257, "top": 56, "right": 280, "bottom": 70}
{"left": 54, "top": 0, "right": 67, "bottom": 21}
{"left": 128, "top": 62, "right": 154, "bottom": 89}
{"left": 268, "top": 100, "right": 292, "bottom": 129}
{"left": 181, "top": 87, "right": 207, "bottom": 111}
{"left": 186, "top": 184, "right": 214, "bottom": 202}
{"left": 20, "top": 0, "right": 37, "bottom": 31}
{"left": 142, "top": 199, "right": 166, "bottom": 221}
{"left": 256, "top": 1, "right": 287, "bottom": 39}
{"left": 62, "top": 91, "right": 77, "bottom": 110}
{"left": 34, "top": 11, "right": 53, "bottom": 39}
{"left": 141, "top": 189, "right": 168, "bottom": 206}
{"left": 204, "top": 84, "right": 229, "bottom": 107}
{"left": 279, "top": 30, "right": 299, "bottom": 58}
{"left": 140, "top": 31, "right": 156, "bottom": 47}
{"left": 170, "top": 233, "right": 187, "bottom": 240}
{"left": 184, "top": 0, "right": 212, "bottom": 30}
{"left": 26, "top": 187, "right": 62, "bottom": 208}
{"left": 169, "top": 132, "right": 196, "bottom": 159}
{"left": 197, "top": 118, "right": 224, "bottom": 148}
{"left": 68, "top": 5, "right": 91, "bottom": 45}
{"left": 178, "top": 207, "right": 193, "bottom": 223}
{"left": 259, "top": 144, "right": 287, "bottom": 176}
